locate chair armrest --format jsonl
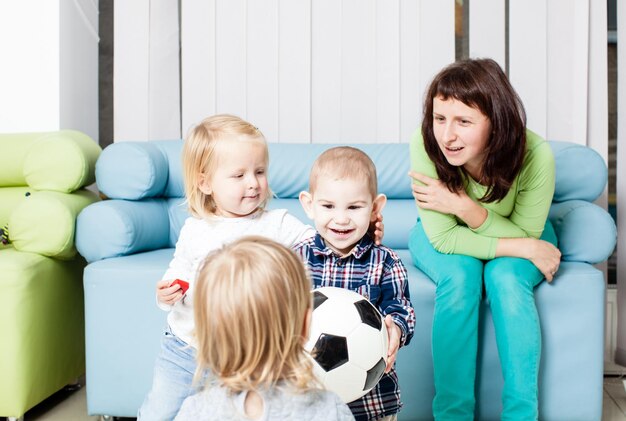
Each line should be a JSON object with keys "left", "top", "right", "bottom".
{"left": 549, "top": 200, "right": 616, "bottom": 264}
{"left": 76, "top": 199, "right": 171, "bottom": 263}
{"left": 9, "top": 189, "right": 100, "bottom": 259}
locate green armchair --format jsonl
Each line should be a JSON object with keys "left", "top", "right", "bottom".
{"left": 0, "top": 130, "right": 101, "bottom": 420}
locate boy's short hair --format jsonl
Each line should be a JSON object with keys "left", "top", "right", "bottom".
{"left": 308, "top": 146, "right": 378, "bottom": 198}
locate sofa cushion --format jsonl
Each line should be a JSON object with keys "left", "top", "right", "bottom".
{"left": 77, "top": 199, "right": 171, "bottom": 262}
{"left": 0, "top": 131, "right": 100, "bottom": 193}
{"left": 9, "top": 190, "right": 100, "bottom": 259}
{"left": 268, "top": 143, "right": 413, "bottom": 199}
{"left": 550, "top": 141, "right": 607, "bottom": 203}
{"left": 95, "top": 140, "right": 184, "bottom": 200}
{"left": 0, "top": 187, "right": 30, "bottom": 229}
{"left": 549, "top": 200, "right": 617, "bottom": 264}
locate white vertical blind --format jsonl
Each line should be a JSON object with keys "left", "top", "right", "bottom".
{"left": 587, "top": 0, "right": 609, "bottom": 164}
{"left": 179, "top": 0, "right": 455, "bottom": 144}
{"left": 114, "top": 0, "right": 150, "bottom": 141}
{"left": 215, "top": 0, "right": 247, "bottom": 119}
{"left": 416, "top": 0, "right": 455, "bottom": 136}
{"left": 181, "top": 0, "right": 216, "bottom": 135}
{"left": 247, "top": 0, "right": 279, "bottom": 141}
{"left": 278, "top": 0, "right": 311, "bottom": 143}
{"left": 120, "top": 0, "right": 610, "bottom": 152}
{"left": 399, "top": 0, "right": 421, "bottom": 144}
{"left": 339, "top": 0, "right": 377, "bottom": 143}
{"left": 148, "top": 0, "right": 181, "bottom": 140}
{"left": 311, "top": 0, "right": 342, "bottom": 143}
{"left": 546, "top": 0, "right": 588, "bottom": 145}
{"left": 469, "top": 0, "right": 505, "bottom": 69}
{"left": 509, "top": 0, "right": 548, "bottom": 138}
{"left": 375, "top": 0, "right": 400, "bottom": 143}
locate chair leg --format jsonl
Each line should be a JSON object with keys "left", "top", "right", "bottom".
{"left": 64, "top": 377, "right": 83, "bottom": 392}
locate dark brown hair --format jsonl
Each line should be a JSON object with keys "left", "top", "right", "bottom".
{"left": 421, "top": 58, "right": 526, "bottom": 202}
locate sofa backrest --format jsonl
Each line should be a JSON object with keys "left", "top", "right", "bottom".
{"left": 0, "top": 130, "right": 101, "bottom": 258}
{"left": 95, "top": 140, "right": 419, "bottom": 249}
{"left": 83, "top": 138, "right": 613, "bottom": 263}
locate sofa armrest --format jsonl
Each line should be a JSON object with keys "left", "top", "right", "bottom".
{"left": 9, "top": 189, "right": 100, "bottom": 259}
{"left": 549, "top": 141, "right": 607, "bottom": 203}
{"left": 76, "top": 199, "right": 171, "bottom": 263}
{"left": 549, "top": 200, "right": 616, "bottom": 264}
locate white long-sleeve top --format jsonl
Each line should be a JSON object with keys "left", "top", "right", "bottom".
{"left": 159, "top": 209, "right": 315, "bottom": 346}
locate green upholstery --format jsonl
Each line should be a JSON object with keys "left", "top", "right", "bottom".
{"left": 0, "top": 130, "right": 101, "bottom": 192}
{"left": 0, "top": 250, "right": 86, "bottom": 415}
{"left": 0, "top": 131, "right": 101, "bottom": 419}
{"left": 9, "top": 190, "right": 99, "bottom": 258}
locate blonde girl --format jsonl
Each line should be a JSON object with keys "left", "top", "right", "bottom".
{"left": 175, "top": 236, "right": 354, "bottom": 420}
{"left": 138, "top": 115, "right": 317, "bottom": 420}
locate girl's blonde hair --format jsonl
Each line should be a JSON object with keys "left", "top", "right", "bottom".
{"left": 182, "top": 114, "right": 270, "bottom": 218}
{"left": 194, "top": 236, "right": 317, "bottom": 392}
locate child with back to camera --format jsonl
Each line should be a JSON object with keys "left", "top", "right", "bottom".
{"left": 138, "top": 115, "right": 383, "bottom": 420}
{"left": 294, "top": 146, "right": 416, "bottom": 421}
{"left": 174, "top": 235, "right": 355, "bottom": 420}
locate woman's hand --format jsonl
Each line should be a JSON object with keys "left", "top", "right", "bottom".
{"left": 409, "top": 171, "right": 467, "bottom": 215}
{"left": 368, "top": 213, "right": 385, "bottom": 245}
{"left": 526, "top": 238, "right": 562, "bottom": 282}
{"left": 156, "top": 279, "right": 185, "bottom": 305}
{"left": 498, "top": 237, "right": 562, "bottom": 282}
{"left": 384, "top": 315, "right": 401, "bottom": 373}
{"left": 409, "top": 171, "right": 488, "bottom": 228}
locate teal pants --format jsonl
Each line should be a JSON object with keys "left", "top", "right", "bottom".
{"left": 408, "top": 220, "right": 557, "bottom": 421}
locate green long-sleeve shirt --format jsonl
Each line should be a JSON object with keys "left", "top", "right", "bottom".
{"left": 409, "top": 129, "right": 555, "bottom": 260}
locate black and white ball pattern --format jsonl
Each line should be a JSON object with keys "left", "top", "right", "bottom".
{"left": 305, "top": 286, "right": 388, "bottom": 403}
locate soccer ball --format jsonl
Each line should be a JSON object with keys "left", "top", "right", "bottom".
{"left": 304, "top": 286, "right": 388, "bottom": 403}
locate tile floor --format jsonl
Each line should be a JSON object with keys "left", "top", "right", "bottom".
{"left": 6, "top": 372, "right": 626, "bottom": 421}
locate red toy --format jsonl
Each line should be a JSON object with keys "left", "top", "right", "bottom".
{"left": 171, "top": 279, "right": 189, "bottom": 294}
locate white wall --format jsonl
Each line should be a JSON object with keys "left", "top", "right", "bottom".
{"left": 0, "top": 0, "right": 99, "bottom": 141}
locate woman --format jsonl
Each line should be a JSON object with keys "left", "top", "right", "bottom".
{"left": 408, "top": 58, "right": 561, "bottom": 421}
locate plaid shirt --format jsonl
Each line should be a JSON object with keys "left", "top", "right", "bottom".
{"left": 294, "top": 234, "right": 416, "bottom": 421}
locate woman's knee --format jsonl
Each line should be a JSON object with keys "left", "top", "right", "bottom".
{"left": 485, "top": 257, "right": 541, "bottom": 290}
{"left": 484, "top": 258, "right": 538, "bottom": 312}
{"left": 434, "top": 258, "right": 484, "bottom": 311}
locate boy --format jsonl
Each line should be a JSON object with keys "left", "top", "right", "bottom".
{"left": 294, "top": 146, "right": 416, "bottom": 421}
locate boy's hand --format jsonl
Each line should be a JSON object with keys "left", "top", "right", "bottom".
{"left": 369, "top": 213, "right": 385, "bottom": 245}
{"left": 384, "top": 315, "right": 401, "bottom": 373}
{"left": 156, "top": 279, "right": 185, "bottom": 305}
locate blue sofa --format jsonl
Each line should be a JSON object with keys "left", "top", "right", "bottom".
{"left": 76, "top": 139, "right": 616, "bottom": 420}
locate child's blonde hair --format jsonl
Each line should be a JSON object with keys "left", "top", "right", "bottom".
{"left": 182, "top": 114, "right": 269, "bottom": 218}
{"left": 194, "top": 236, "right": 317, "bottom": 392}
{"left": 308, "top": 146, "right": 378, "bottom": 198}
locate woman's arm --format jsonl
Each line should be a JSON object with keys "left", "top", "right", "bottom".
{"left": 495, "top": 237, "right": 561, "bottom": 282}
{"left": 410, "top": 130, "right": 498, "bottom": 259}
{"left": 409, "top": 130, "right": 559, "bottom": 272}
